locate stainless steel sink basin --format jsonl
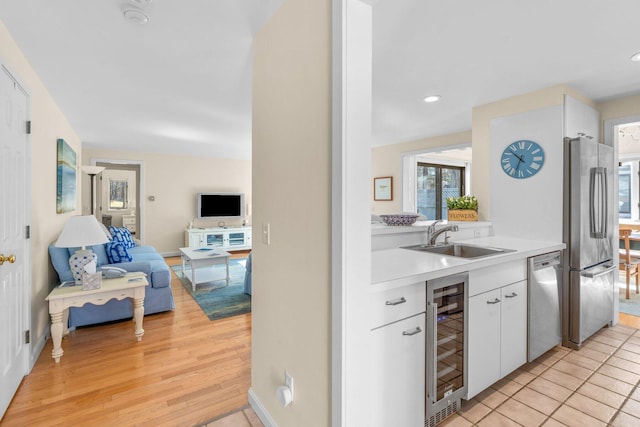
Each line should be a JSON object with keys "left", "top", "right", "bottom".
{"left": 401, "top": 243, "right": 514, "bottom": 259}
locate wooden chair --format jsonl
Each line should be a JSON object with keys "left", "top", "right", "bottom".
{"left": 619, "top": 228, "right": 640, "bottom": 299}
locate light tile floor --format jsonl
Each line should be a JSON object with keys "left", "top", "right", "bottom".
{"left": 442, "top": 323, "right": 640, "bottom": 426}
{"left": 201, "top": 406, "right": 264, "bottom": 427}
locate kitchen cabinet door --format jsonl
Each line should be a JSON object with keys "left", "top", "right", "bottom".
{"left": 500, "top": 280, "right": 527, "bottom": 377}
{"left": 369, "top": 313, "right": 425, "bottom": 427}
{"left": 467, "top": 288, "right": 501, "bottom": 399}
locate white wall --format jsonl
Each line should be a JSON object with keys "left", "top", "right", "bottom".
{"left": 489, "top": 106, "right": 564, "bottom": 241}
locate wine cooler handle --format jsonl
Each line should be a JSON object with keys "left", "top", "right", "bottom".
{"left": 430, "top": 302, "right": 438, "bottom": 401}
{"left": 402, "top": 326, "right": 422, "bottom": 336}
{"left": 385, "top": 297, "right": 407, "bottom": 306}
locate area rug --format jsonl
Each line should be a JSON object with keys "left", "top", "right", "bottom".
{"left": 618, "top": 276, "right": 640, "bottom": 316}
{"left": 171, "top": 258, "right": 251, "bottom": 321}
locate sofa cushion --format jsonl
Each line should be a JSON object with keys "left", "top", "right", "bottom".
{"left": 109, "top": 226, "right": 136, "bottom": 249}
{"left": 105, "top": 241, "right": 133, "bottom": 263}
{"left": 50, "top": 244, "right": 109, "bottom": 282}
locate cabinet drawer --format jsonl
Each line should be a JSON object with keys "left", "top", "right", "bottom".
{"left": 370, "top": 283, "right": 426, "bottom": 329}
{"left": 469, "top": 260, "right": 527, "bottom": 297}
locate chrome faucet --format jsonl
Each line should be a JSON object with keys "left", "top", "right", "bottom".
{"left": 427, "top": 221, "right": 459, "bottom": 245}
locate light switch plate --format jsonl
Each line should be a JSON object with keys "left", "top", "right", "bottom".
{"left": 262, "top": 222, "right": 271, "bottom": 245}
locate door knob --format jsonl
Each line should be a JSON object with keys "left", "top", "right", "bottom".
{"left": 0, "top": 254, "right": 16, "bottom": 265}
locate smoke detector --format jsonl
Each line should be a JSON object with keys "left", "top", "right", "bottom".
{"left": 123, "top": 8, "right": 150, "bottom": 24}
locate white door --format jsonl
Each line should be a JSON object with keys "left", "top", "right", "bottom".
{"left": 0, "top": 65, "right": 31, "bottom": 418}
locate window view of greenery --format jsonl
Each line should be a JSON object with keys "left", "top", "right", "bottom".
{"left": 417, "top": 163, "right": 464, "bottom": 220}
{"left": 619, "top": 163, "right": 631, "bottom": 219}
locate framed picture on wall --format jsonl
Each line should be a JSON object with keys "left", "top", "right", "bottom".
{"left": 374, "top": 176, "right": 393, "bottom": 201}
{"left": 56, "top": 138, "right": 76, "bottom": 214}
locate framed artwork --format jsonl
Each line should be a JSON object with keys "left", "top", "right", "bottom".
{"left": 108, "top": 179, "right": 128, "bottom": 210}
{"left": 56, "top": 138, "right": 76, "bottom": 214}
{"left": 374, "top": 176, "right": 393, "bottom": 201}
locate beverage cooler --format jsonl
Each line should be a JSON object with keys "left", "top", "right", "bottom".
{"left": 426, "top": 272, "right": 468, "bottom": 427}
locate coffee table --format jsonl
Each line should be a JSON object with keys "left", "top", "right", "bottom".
{"left": 179, "top": 247, "right": 231, "bottom": 291}
{"left": 45, "top": 272, "right": 148, "bottom": 363}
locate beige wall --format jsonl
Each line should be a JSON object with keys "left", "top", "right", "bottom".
{"left": 0, "top": 20, "right": 83, "bottom": 363}
{"left": 83, "top": 148, "right": 251, "bottom": 254}
{"left": 598, "top": 94, "right": 640, "bottom": 125}
{"left": 371, "top": 130, "right": 471, "bottom": 214}
{"left": 252, "top": 0, "right": 331, "bottom": 425}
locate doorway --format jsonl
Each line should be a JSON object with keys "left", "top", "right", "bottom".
{"left": 0, "top": 64, "right": 31, "bottom": 418}
{"left": 607, "top": 118, "right": 640, "bottom": 323}
{"left": 91, "top": 159, "right": 144, "bottom": 242}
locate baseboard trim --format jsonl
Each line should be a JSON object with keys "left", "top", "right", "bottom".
{"left": 248, "top": 388, "right": 277, "bottom": 427}
{"left": 161, "top": 251, "right": 181, "bottom": 258}
{"left": 29, "top": 332, "right": 47, "bottom": 371}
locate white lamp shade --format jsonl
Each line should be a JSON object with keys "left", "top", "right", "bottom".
{"left": 81, "top": 165, "right": 106, "bottom": 175}
{"left": 55, "top": 215, "right": 110, "bottom": 248}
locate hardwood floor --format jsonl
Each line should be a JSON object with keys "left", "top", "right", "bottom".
{"left": 1, "top": 254, "right": 252, "bottom": 427}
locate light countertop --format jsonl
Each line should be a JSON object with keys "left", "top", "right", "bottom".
{"left": 371, "top": 236, "right": 565, "bottom": 289}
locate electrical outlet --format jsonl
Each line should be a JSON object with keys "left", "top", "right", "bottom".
{"left": 262, "top": 222, "right": 271, "bottom": 245}
{"left": 285, "top": 371, "right": 294, "bottom": 402}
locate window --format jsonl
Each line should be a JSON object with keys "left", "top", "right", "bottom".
{"left": 108, "top": 179, "right": 128, "bottom": 210}
{"left": 416, "top": 163, "right": 464, "bottom": 220}
{"left": 619, "top": 163, "right": 631, "bottom": 218}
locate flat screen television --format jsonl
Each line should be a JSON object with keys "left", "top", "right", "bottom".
{"left": 197, "top": 192, "right": 244, "bottom": 219}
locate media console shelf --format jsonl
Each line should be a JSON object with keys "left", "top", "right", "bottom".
{"left": 184, "top": 226, "right": 252, "bottom": 251}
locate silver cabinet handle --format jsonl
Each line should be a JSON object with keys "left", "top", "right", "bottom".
{"left": 504, "top": 292, "right": 518, "bottom": 298}
{"left": 385, "top": 297, "right": 407, "bottom": 306}
{"left": 487, "top": 298, "right": 501, "bottom": 304}
{"left": 402, "top": 326, "right": 422, "bottom": 336}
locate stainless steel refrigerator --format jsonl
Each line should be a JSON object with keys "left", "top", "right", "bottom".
{"left": 563, "top": 136, "right": 616, "bottom": 349}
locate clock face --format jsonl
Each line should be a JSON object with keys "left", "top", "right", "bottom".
{"left": 500, "top": 140, "right": 545, "bottom": 179}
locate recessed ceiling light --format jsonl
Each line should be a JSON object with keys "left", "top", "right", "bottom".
{"left": 631, "top": 52, "right": 640, "bottom": 62}
{"left": 424, "top": 95, "right": 441, "bottom": 103}
{"left": 123, "top": 9, "right": 149, "bottom": 24}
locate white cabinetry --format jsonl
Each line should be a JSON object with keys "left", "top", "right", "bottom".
{"left": 184, "top": 227, "right": 251, "bottom": 251}
{"left": 467, "top": 261, "right": 527, "bottom": 399}
{"left": 122, "top": 215, "right": 136, "bottom": 235}
{"left": 369, "top": 283, "right": 426, "bottom": 426}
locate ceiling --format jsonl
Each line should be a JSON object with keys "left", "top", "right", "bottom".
{"left": 1, "top": 1, "right": 640, "bottom": 159}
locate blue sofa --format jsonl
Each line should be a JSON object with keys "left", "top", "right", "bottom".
{"left": 49, "top": 242, "right": 175, "bottom": 328}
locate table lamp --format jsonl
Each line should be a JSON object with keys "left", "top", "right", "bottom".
{"left": 55, "top": 215, "right": 110, "bottom": 284}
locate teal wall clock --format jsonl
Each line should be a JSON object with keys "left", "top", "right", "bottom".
{"left": 500, "top": 140, "right": 545, "bottom": 179}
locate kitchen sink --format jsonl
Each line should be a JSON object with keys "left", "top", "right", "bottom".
{"left": 401, "top": 243, "right": 514, "bottom": 259}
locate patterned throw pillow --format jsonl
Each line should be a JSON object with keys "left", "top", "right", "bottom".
{"left": 105, "top": 241, "right": 133, "bottom": 263}
{"left": 109, "top": 226, "right": 136, "bottom": 249}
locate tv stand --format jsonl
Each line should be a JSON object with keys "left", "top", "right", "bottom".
{"left": 184, "top": 226, "right": 251, "bottom": 251}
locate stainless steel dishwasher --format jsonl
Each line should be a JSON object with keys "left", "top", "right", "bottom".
{"left": 528, "top": 251, "right": 563, "bottom": 362}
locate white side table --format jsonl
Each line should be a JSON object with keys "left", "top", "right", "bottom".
{"left": 45, "top": 272, "right": 147, "bottom": 363}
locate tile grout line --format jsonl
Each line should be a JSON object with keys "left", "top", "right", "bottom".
{"left": 542, "top": 328, "right": 639, "bottom": 426}
{"left": 601, "top": 330, "right": 640, "bottom": 425}
{"left": 465, "top": 327, "right": 639, "bottom": 427}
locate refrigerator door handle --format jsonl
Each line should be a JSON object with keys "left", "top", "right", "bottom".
{"left": 589, "top": 167, "right": 607, "bottom": 239}
{"left": 581, "top": 264, "right": 616, "bottom": 279}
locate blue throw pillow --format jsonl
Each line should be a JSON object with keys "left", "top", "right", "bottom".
{"left": 105, "top": 241, "right": 133, "bottom": 263}
{"left": 119, "top": 227, "right": 136, "bottom": 248}
{"left": 109, "top": 226, "right": 135, "bottom": 249}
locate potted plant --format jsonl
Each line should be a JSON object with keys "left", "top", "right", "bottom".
{"left": 446, "top": 195, "right": 479, "bottom": 221}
